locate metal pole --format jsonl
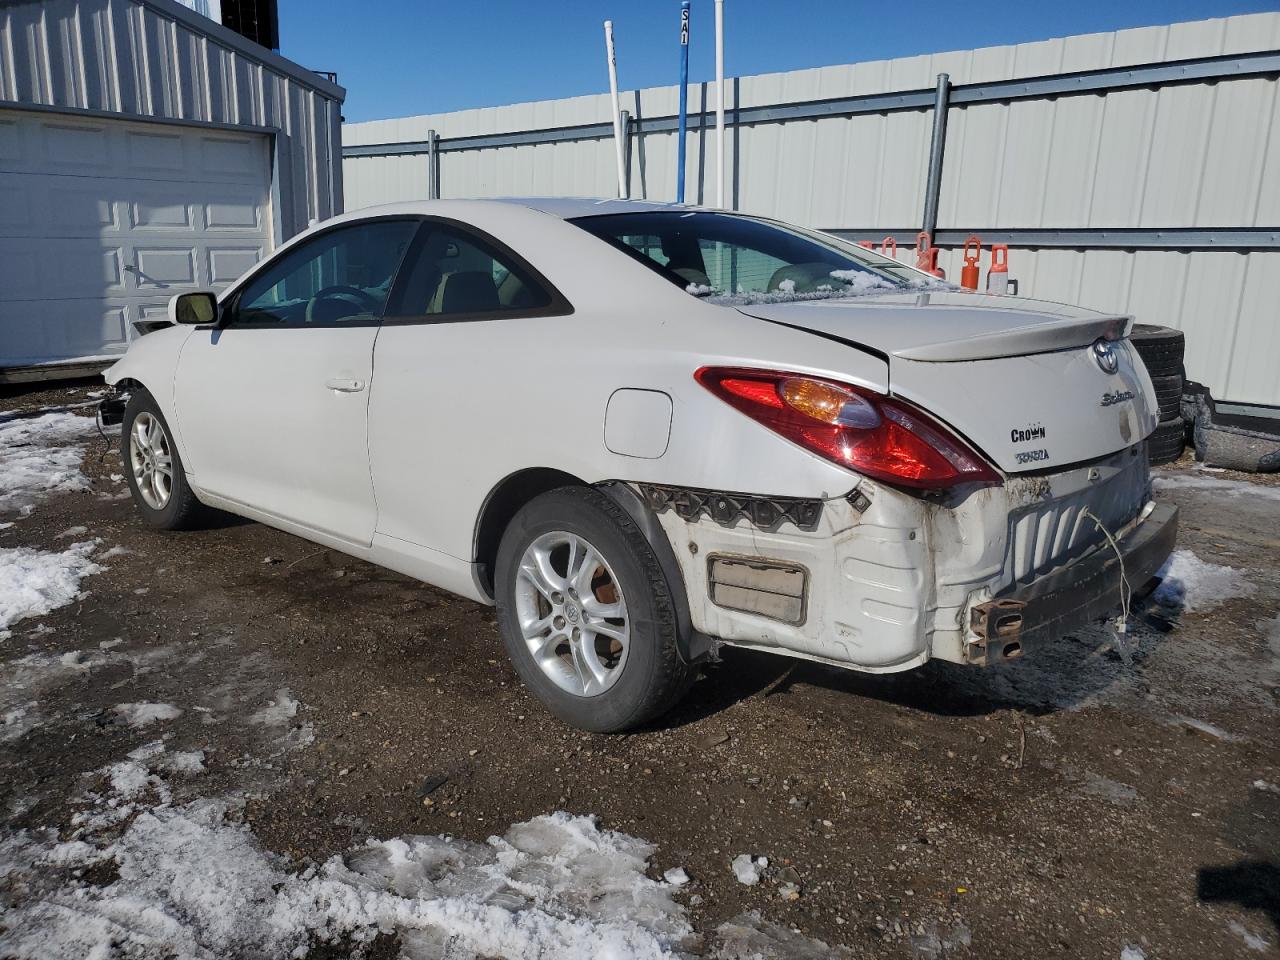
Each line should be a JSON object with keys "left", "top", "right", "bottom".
{"left": 921, "top": 73, "right": 950, "bottom": 238}
{"left": 715, "top": 0, "right": 725, "bottom": 208}
{"left": 676, "top": 0, "right": 690, "bottom": 204}
{"left": 620, "top": 109, "right": 632, "bottom": 193}
{"left": 426, "top": 128, "right": 437, "bottom": 200}
{"left": 604, "top": 20, "right": 628, "bottom": 198}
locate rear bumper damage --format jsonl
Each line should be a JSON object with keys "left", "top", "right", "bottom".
{"left": 963, "top": 501, "right": 1178, "bottom": 665}
{"left": 642, "top": 445, "right": 1173, "bottom": 675}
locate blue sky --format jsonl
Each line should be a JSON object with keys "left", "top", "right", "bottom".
{"left": 277, "top": 1, "right": 1280, "bottom": 123}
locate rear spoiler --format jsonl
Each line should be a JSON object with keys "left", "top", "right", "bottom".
{"left": 895, "top": 315, "right": 1132, "bottom": 363}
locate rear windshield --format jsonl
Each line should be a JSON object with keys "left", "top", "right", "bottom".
{"left": 570, "top": 210, "right": 931, "bottom": 304}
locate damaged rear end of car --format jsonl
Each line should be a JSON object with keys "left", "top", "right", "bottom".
{"left": 651, "top": 291, "right": 1177, "bottom": 674}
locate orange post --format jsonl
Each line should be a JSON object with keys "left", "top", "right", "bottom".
{"left": 915, "top": 231, "right": 945, "bottom": 278}
{"left": 857, "top": 240, "right": 874, "bottom": 249}
{"left": 987, "top": 244, "right": 1009, "bottom": 294}
{"left": 960, "top": 235, "right": 981, "bottom": 290}
{"left": 881, "top": 236, "right": 898, "bottom": 259}
{"left": 914, "top": 231, "right": 932, "bottom": 271}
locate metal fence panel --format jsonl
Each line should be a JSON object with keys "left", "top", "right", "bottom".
{"left": 342, "top": 12, "right": 1280, "bottom": 406}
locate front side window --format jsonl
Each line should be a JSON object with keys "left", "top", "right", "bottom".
{"left": 571, "top": 211, "right": 924, "bottom": 303}
{"left": 234, "top": 220, "right": 418, "bottom": 326}
{"left": 392, "top": 224, "right": 553, "bottom": 317}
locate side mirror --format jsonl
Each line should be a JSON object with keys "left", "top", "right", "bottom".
{"left": 168, "top": 291, "right": 218, "bottom": 325}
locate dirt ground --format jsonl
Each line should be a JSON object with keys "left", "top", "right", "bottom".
{"left": 2, "top": 380, "right": 1278, "bottom": 959}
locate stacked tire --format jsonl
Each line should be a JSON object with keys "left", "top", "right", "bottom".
{"left": 1130, "top": 324, "right": 1186, "bottom": 465}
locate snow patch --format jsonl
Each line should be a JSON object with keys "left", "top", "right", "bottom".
{"left": 1153, "top": 549, "right": 1255, "bottom": 612}
{"left": 731, "top": 853, "right": 767, "bottom": 885}
{"left": 0, "top": 411, "right": 99, "bottom": 515}
{"left": 249, "top": 688, "right": 300, "bottom": 725}
{"left": 1153, "top": 471, "right": 1280, "bottom": 503}
{"left": 0, "top": 805, "right": 695, "bottom": 960}
{"left": 0, "top": 540, "right": 101, "bottom": 638}
{"left": 1229, "top": 921, "right": 1271, "bottom": 952}
{"left": 55, "top": 525, "right": 88, "bottom": 538}
{"left": 1175, "top": 716, "right": 1235, "bottom": 741}
{"left": 113, "top": 702, "right": 183, "bottom": 728}
{"left": 164, "top": 749, "right": 207, "bottom": 774}
{"left": 714, "top": 912, "right": 851, "bottom": 958}
{"left": 105, "top": 759, "right": 153, "bottom": 797}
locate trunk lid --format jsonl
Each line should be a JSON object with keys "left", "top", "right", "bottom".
{"left": 737, "top": 291, "right": 1158, "bottom": 474}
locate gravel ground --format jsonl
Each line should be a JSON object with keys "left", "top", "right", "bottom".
{"left": 2, "top": 381, "right": 1278, "bottom": 959}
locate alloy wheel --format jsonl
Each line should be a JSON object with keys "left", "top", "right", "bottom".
{"left": 129, "top": 412, "right": 174, "bottom": 510}
{"left": 514, "top": 530, "right": 630, "bottom": 697}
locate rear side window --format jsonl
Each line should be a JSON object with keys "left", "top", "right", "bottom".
{"left": 571, "top": 211, "right": 916, "bottom": 299}
{"left": 391, "top": 223, "right": 554, "bottom": 318}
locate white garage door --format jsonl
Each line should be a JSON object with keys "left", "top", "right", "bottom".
{"left": 0, "top": 108, "right": 273, "bottom": 367}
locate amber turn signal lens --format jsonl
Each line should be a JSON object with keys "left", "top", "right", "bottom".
{"left": 779, "top": 378, "right": 848, "bottom": 423}
{"left": 779, "top": 377, "right": 880, "bottom": 428}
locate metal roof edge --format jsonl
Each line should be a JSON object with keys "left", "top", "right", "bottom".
{"left": 140, "top": 0, "right": 346, "bottom": 102}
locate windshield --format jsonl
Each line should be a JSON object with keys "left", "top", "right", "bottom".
{"left": 570, "top": 210, "right": 935, "bottom": 305}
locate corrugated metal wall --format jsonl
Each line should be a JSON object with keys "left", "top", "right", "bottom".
{"left": 343, "top": 13, "right": 1280, "bottom": 408}
{"left": 0, "top": 0, "right": 344, "bottom": 238}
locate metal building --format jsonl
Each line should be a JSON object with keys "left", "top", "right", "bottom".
{"left": 342, "top": 12, "right": 1280, "bottom": 413}
{"left": 0, "top": 0, "right": 343, "bottom": 378}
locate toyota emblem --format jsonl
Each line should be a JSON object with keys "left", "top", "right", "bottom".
{"left": 1092, "top": 338, "right": 1119, "bottom": 375}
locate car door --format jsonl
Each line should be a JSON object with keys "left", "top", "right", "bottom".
{"left": 174, "top": 217, "right": 419, "bottom": 545}
{"left": 368, "top": 218, "right": 574, "bottom": 558}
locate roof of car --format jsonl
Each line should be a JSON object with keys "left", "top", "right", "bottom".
{"left": 334, "top": 197, "right": 714, "bottom": 223}
{"left": 497, "top": 197, "right": 709, "bottom": 219}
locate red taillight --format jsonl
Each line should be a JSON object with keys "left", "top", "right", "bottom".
{"left": 694, "top": 366, "right": 1000, "bottom": 490}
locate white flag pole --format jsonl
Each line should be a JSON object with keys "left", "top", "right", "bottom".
{"left": 715, "top": 0, "right": 725, "bottom": 208}
{"left": 605, "top": 20, "right": 628, "bottom": 198}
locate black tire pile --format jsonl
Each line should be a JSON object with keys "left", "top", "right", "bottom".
{"left": 1130, "top": 324, "right": 1186, "bottom": 465}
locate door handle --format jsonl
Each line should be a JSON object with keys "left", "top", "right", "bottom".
{"left": 325, "top": 377, "right": 366, "bottom": 393}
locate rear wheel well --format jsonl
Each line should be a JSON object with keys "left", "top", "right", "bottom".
{"left": 474, "top": 468, "right": 586, "bottom": 599}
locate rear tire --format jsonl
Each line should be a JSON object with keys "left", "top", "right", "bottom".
{"left": 121, "top": 388, "right": 207, "bottom": 530}
{"left": 494, "top": 486, "right": 694, "bottom": 732}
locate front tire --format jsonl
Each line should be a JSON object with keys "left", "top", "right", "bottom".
{"left": 495, "top": 486, "right": 694, "bottom": 732}
{"left": 121, "top": 388, "right": 206, "bottom": 530}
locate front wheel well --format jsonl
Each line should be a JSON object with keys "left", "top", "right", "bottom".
{"left": 473, "top": 468, "right": 587, "bottom": 599}
{"left": 110, "top": 377, "right": 145, "bottom": 396}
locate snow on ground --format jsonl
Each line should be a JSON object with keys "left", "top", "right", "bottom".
{"left": 1152, "top": 471, "right": 1280, "bottom": 503}
{"left": 1229, "top": 920, "right": 1272, "bottom": 952}
{"left": 0, "top": 411, "right": 100, "bottom": 516}
{"left": 1, "top": 762, "right": 697, "bottom": 959}
{"left": 1153, "top": 549, "right": 1256, "bottom": 613}
{"left": 714, "top": 913, "right": 852, "bottom": 958}
{"left": 731, "top": 853, "right": 767, "bottom": 885}
{"left": 0, "top": 540, "right": 102, "bottom": 638}
{"left": 249, "top": 687, "right": 301, "bottom": 725}
{"left": 113, "top": 702, "right": 184, "bottom": 728}
{"left": 0, "top": 645, "right": 841, "bottom": 959}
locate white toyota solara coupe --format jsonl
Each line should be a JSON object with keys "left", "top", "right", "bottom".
{"left": 101, "top": 198, "right": 1177, "bottom": 731}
